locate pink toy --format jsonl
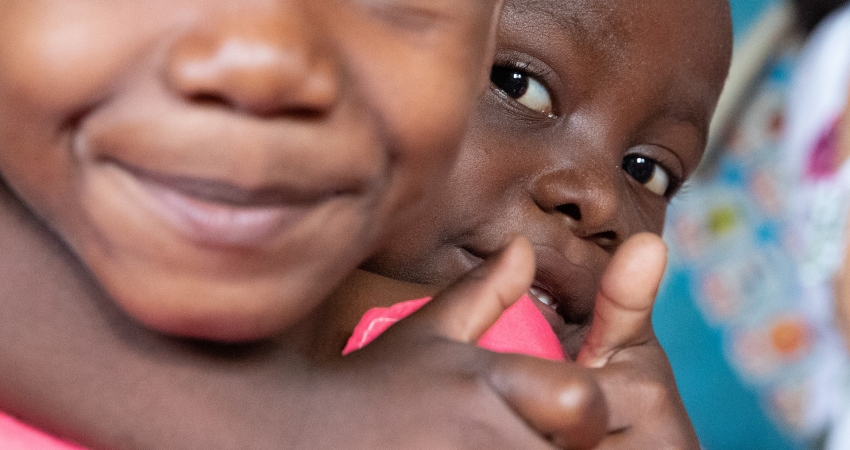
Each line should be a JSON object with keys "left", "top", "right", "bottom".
{"left": 343, "top": 294, "right": 566, "bottom": 361}
{"left": 0, "top": 411, "right": 85, "bottom": 450}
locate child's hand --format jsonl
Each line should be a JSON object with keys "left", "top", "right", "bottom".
{"left": 0, "top": 194, "right": 608, "bottom": 450}
{"left": 576, "top": 232, "right": 700, "bottom": 449}
{"left": 319, "top": 236, "right": 607, "bottom": 449}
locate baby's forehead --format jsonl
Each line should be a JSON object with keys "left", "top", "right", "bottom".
{"left": 502, "top": 0, "right": 730, "bottom": 61}
{"left": 501, "top": 0, "right": 628, "bottom": 49}
{"left": 500, "top": 0, "right": 731, "bottom": 121}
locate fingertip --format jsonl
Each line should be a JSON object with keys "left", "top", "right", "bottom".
{"left": 578, "top": 233, "right": 666, "bottom": 368}
{"left": 498, "top": 235, "right": 536, "bottom": 297}
{"left": 629, "top": 232, "right": 668, "bottom": 263}
{"left": 401, "top": 235, "right": 536, "bottom": 343}
{"left": 600, "top": 232, "right": 666, "bottom": 310}
{"left": 615, "top": 232, "right": 667, "bottom": 271}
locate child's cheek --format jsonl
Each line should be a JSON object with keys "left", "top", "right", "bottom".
{"left": 334, "top": 7, "right": 495, "bottom": 208}
{"left": 0, "top": 2, "right": 179, "bottom": 118}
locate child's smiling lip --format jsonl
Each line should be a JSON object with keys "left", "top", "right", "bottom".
{"left": 107, "top": 158, "right": 354, "bottom": 249}
{"left": 117, "top": 159, "right": 346, "bottom": 206}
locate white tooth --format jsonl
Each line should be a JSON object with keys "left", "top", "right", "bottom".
{"left": 539, "top": 294, "right": 556, "bottom": 308}
{"left": 529, "top": 287, "right": 557, "bottom": 309}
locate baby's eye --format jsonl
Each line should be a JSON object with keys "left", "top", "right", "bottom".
{"left": 490, "top": 66, "right": 553, "bottom": 116}
{"left": 621, "top": 154, "right": 671, "bottom": 197}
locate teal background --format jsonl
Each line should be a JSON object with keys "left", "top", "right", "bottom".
{"left": 656, "top": 273, "right": 802, "bottom": 450}
{"left": 730, "top": 0, "right": 781, "bottom": 38}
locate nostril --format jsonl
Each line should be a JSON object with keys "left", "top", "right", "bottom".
{"left": 592, "top": 231, "right": 619, "bottom": 251}
{"left": 188, "top": 93, "right": 234, "bottom": 109}
{"left": 557, "top": 203, "right": 582, "bottom": 221}
{"left": 187, "top": 92, "right": 325, "bottom": 119}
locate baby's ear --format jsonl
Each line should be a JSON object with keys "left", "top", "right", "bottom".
{"left": 576, "top": 233, "right": 667, "bottom": 368}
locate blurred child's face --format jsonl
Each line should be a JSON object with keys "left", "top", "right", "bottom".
{"left": 363, "top": 0, "right": 732, "bottom": 352}
{"left": 0, "top": 0, "right": 502, "bottom": 340}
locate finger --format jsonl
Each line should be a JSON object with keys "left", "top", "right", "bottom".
{"left": 400, "top": 235, "right": 536, "bottom": 343}
{"left": 488, "top": 355, "right": 607, "bottom": 449}
{"left": 590, "top": 350, "right": 699, "bottom": 450}
{"left": 576, "top": 233, "right": 667, "bottom": 368}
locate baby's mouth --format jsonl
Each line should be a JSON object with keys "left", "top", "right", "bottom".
{"left": 458, "top": 244, "right": 595, "bottom": 358}
{"left": 529, "top": 284, "right": 558, "bottom": 310}
{"left": 459, "top": 244, "right": 592, "bottom": 342}
{"left": 527, "top": 283, "right": 590, "bottom": 359}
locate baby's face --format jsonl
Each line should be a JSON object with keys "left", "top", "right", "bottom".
{"left": 0, "top": 0, "right": 502, "bottom": 340}
{"left": 364, "top": 0, "right": 732, "bottom": 354}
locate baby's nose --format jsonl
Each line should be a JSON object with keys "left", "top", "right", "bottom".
{"left": 530, "top": 168, "right": 626, "bottom": 251}
{"left": 165, "top": 3, "right": 339, "bottom": 117}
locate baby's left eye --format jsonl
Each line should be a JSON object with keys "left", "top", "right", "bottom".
{"left": 621, "top": 155, "right": 671, "bottom": 196}
{"left": 490, "top": 66, "right": 553, "bottom": 116}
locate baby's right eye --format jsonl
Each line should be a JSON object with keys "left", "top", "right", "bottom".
{"left": 490, "top": 66, "right": 553, "bottom": 116}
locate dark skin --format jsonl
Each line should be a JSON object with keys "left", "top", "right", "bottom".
{"left": 1, "top": 191, "right": 606, "bottom": 449}
{"left": 0, "top": 0, "right": 506, "bottom": 341}
{"left": 0, "top": 0, "right": 611, "bottom": 448}
{"left": 302, "top": 233, "right": 682, "bottom": 448}
{"left": 0, "top": 0, "right": 730, "bottom": 448}
{"left": 363, "top": 0, "right": 732, "bottom": 350}
{"left": 302, "top": 0, "right": 732, "bottom": 447}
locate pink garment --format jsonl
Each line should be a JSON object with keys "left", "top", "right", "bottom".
{"left": 0, "top": 411, "right": 85, "bottom": 450}
{"left": 343, "top": 294, "right": 566, "bottom": 361}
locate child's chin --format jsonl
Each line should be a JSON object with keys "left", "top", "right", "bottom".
{"left": 101, "top": 275, "right": 322, "bottom": 342}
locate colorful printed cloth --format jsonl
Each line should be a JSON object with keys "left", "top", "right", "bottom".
{"left": 664, "top": 3, "right": 850, "bottom": 446}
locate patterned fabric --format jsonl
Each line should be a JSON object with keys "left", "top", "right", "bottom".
{"left": 664, "top": 4, "right": 850, "bottom": 446}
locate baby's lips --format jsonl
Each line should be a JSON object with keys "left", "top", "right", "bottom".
{"left": 343, "top": 295, "right": 567, "bottom": 361}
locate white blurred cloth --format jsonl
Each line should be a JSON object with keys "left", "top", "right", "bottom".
{"left": 784, "top": 3, "right": 850, "bottom": 448}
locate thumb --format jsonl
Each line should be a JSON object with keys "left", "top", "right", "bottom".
{"left": 576, "top": 232, "right": 667, "bottom": 368}
{"left": 401, "top": 235, "right": 535, "bottom": 343}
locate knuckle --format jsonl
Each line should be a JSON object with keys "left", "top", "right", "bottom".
{"left": 637, "top": 377, "right": 675, "bottom": 410}
{"left": 553, "top": 372, "right": 607, "bottom": 426}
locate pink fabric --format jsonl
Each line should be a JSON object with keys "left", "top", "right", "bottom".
{"left": 343, "top": 294, "right": 566, "bottom": 361}
{"left": 0, "top": 411, "right": 85, "bottom": 450}
{"left": 805, "top": 117, "right": 842, "bottom": 180}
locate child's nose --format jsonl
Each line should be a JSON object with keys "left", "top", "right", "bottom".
{"left": 530, "top": 168, "right": 627, "bottom": 251}
{"left": 165, "top": 4, "right": 338, "bottom": 117}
